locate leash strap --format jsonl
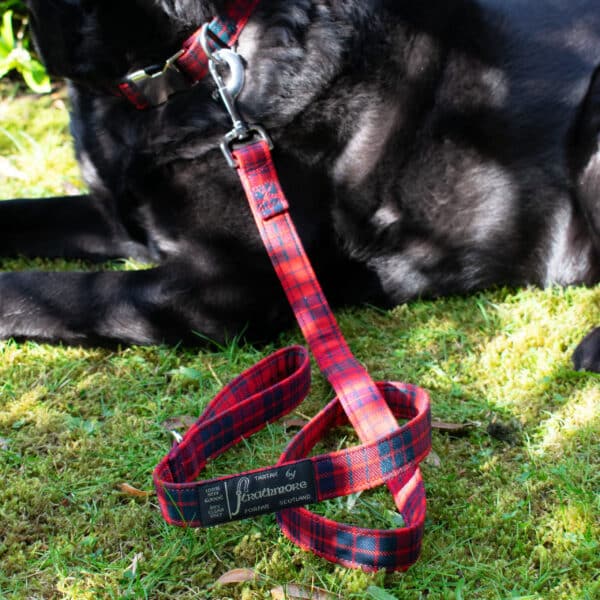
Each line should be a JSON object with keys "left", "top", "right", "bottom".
{"left": 154, "top": 139, "right": 431, "bottom": 571}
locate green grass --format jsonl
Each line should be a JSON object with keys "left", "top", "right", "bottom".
{"left": 0, "top": 84, "right": 85, "bottom": 197}
{"left": 0, "top": 87, "right": 599, "bottom": 599}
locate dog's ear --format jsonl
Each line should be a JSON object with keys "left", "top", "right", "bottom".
{"left": 25, "top": 1, "right": 86, "bottom": 78}
{"left": 25, "top": 0, "right": 224, "bottom": 82}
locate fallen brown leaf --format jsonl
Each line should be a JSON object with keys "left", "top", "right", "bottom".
{"left": 431, "top": 420, "right": 478, "bottom": 436}
{"left": 215, "top": 568, "right": 258, "bottom": 585}
{"left": 161, "top": 415, "right": 197, "bottom": 432}
{"left": 283, "top": 418, "right": 309, "bottom": 431}
{"left": 118, "top": 483, "right": 154, "bottom": 498}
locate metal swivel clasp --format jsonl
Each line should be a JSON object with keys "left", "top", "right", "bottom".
{"left": 199, "top": 24, "right": 272, "bottom": 167}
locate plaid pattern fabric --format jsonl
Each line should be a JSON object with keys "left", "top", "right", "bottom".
{"left": 154, "top": 346, "right": 311, "bottom": 525}
{"left": 234, "top": 146, "right": 401, "bottom": 443}
{"left": 154, "top": 357, "right": 430, "bottom": 531}
{"left": 119, "top": 0, "right": 260, "bottom": 108}
{"left": 277, "top": 467, "right": 427, "bottom": 571}
{"left": 117, "top": 80, "right": 151, "bottom": 110}
{"left": 178, "top": 0, "right": 260, "bottom": 80}
{"left": 154, "top": 139, "right": 432, "bottom": 572}
{"left": 280, "top": 382, "right": 430, "bottom": 502}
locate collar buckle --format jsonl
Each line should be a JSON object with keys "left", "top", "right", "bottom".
{"left": 126, "top": 49, "right": 185, "bottom": 84}
{"left": 122, "top": 49, "right": 188, "bottom": 106}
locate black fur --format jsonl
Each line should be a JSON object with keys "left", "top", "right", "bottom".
{"left": 1, "top": 0, "right": 597, "bottom": 371}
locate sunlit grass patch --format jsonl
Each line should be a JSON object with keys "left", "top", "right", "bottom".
{"left": 0, "top": 84, "right": 84, "bottom": 198}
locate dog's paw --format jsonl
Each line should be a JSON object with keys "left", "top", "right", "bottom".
{"left": 572, "top": 327, "right": 600, "bottom": 373}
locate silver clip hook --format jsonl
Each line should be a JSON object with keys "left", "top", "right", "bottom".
{"left": 199, "top": 24, "right": 273, "bottom": 167}
{"left": 200, "top": 24, "right": 246, "bottom": 124}
{"left": 209, "top": 49, "right": 248, "bottom": 130}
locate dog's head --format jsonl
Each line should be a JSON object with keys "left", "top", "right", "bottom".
{"left": 27, "top": 0, "right": 387, "bottom": 175}
{"left": 25, "top": 1, "right": 226, "bottom": 83}
{"left": 27, "top": 0, "right": 359, "bottom": 137}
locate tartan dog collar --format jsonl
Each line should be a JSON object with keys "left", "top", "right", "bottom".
{"left": 153, "top": 8, "right": 433, "bottom": 572}
{"left": 117, "top": 0, "right": 260, "bottom": 109}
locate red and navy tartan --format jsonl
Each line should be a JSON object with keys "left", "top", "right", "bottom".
{"left": 234, "top": 143, "right": 410, "bottom": 442}
{"left": 154, "top": 139, "right": 432, "bottom": 572}
{"left": 277, "top": 381, "right": 430, "bottom": 571}
{"left": 117, "top": 80, "right": 151, "bottom": 110}
{"left": 118, "top": 0, "right": 260, "bottom": 108}
{"left": 154, "top": 345, "right": 311, "bottom": 525}
{"left": 154, "top": 357, "right": 430, "bottom": 532}
{"left": 234, "top": 141, "right": 431, "bottom": 570}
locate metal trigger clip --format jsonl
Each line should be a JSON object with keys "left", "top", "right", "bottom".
{"left": 199, "top": 24, "right": 272, "bottom": 168}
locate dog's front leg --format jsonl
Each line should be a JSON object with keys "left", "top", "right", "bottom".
{"left": 0, "top": 267, "right": 171, "bottom": 346}
{"left": 572, "top": 66, "right": 600, "bottom": 253}
{"left": 0, "top": 194, "right": 156, "bottom": 263}
{"left": 0, "top": 263, "right": 284, "bottom": 347}
{"left": 0, "top": 266, "right": 200, "bottom": 346}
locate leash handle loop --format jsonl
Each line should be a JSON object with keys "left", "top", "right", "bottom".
{"left": 154, "top": 348, "right": 430, "bottom": 538}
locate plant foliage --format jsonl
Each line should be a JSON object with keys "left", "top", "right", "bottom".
{"left": 0, "top": 1, "right": 50, "bottom": 93}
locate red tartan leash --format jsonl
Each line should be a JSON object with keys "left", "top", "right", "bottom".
{"left": 153, "top": 141, "right": 432, "bottom": 568}
{"left": 152, "top": 6, "right": 432, "bottom": 572}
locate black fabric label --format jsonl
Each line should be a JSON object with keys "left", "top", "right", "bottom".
{"left": 198, "top": 460, "right": 317, "bottom": 526}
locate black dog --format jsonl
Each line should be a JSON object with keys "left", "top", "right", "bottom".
{"left": 2, "top": 0, "right": 598, "bottom": 371}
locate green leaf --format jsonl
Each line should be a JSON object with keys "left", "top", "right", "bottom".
{"left": 0, "top": 32, "right": 11, "bottom": 55}
{"left": 1, "top": 9, "right": 14, "bottom": 49}
{"left": 21, "top": 59, "right": 51, "bottom": 93}
{"left": 0, "top": 9, "right": 50, "bottom": 91}
{"left": 3, "top": 46, "right": 29, "bottom": 71}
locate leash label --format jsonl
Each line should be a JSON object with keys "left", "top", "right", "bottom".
{"left": 198, "top": 460, "right": 317, "bottom": 525}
